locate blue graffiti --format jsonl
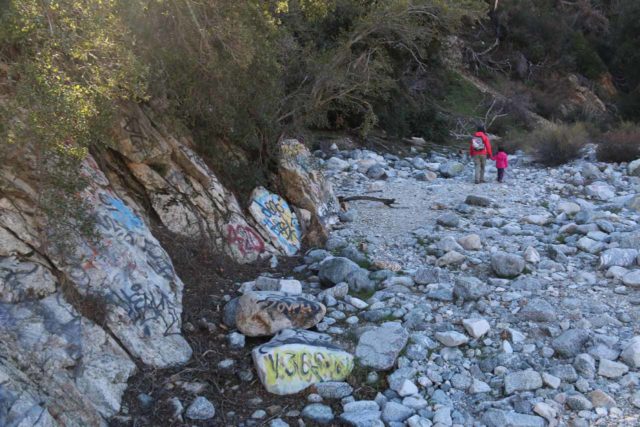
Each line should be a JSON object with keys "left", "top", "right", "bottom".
{"left": 105, "top": 196, "right": 144, "bottom": 231}
{"left": 253, "top": 193, "right": 301, "bottom": 254}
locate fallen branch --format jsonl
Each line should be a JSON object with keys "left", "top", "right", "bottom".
{"left": 339, "top": 195, "right": 397, "bottom": 207}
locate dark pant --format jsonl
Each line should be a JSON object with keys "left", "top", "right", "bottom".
{"left": 497, "top": 168, "right": 505, "bottom": 182}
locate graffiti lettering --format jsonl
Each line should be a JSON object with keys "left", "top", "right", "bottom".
{"left": 258, "top": 297, "right": 321, "bottom": 321}
{"left": 251, "top": 192, "right": 301, "bottom": 255}
{"left": 110, "top": 283, "right": 179, "bottom": 335}
{"left": 123, "top": 116, "right": 147, "bottom": 145}
{"left": 262, "top": 348, "right": 353, "bottom": 385}
{"left": 99, "top": 194, "right": 143, "bottom": 231}
{"left": 226, "top": 224, "right": 265, "bottom": 257}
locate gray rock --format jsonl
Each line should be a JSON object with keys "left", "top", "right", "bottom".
{"left": 598, "top": 359, "right": 629, "bottom": 378}
{"left": 315, "top": 382, "right": 353, "bottom": 399}
{"left": 481, "top": 409, "right": 545, "bottom": 427}
{"left": 356, "top": 322, "right": 409, "bottom": 370}
{"left": 367, "top": 164, "right": 387, "bottom": 180}
{"left": 185, "top": 396, "right": 215, "bottom": 420}
{"left": 319, "top": 257, "right": 361, "bottom": 286}
{"left": 436, "top": 213, "right": 460, "bottom": 228}
{"left": 620, "top": 336, "right": 640, "bottom": 368}
{"left": 465, "top": 195, "right": 492, "bottom": 207}
{"left": 340, "top": 410, "right": 384, "bottom": 427}
{"left": 566, "top": 393, "right": 593, "bottom": 410}
{"left": 598, "top": 248, "right": 638, "bottom": 269}
{"left": 382, "top": 402, "right": 415, "bottom": 423}
{"left": 519, "top": 298, "right": 557, "bottom": 322}
{"left": 302, "top": 403, "right": 334, "bottom": 425}
{"left": 414, "top": 267, "right": 451, "bottom": 285}
{"left": 440, "top": 161, "right": 464, "bottom": 178}
{"left": 453, "top": 276, "right": 490, "bottom": 301}
{"left": 491, "top": 252, "right": 525, "bottom": 278}
{"left": 574, "top": 353, "right": 596, "bottom": 378}
{"left": 223, "top": 297, "right": 240, "bottom": 328}
{"left": 504, "top": 370, "right": 543, "bottom": 394}
{"left": 552, "top": 329, "right": 590, "bottom": 358}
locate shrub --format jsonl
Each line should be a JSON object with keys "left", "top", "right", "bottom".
{"left": 596, "top": 122, "right": 640, "bottom": 163}
{"left": 529, "top": 123, "right": 589, "bottom": 166}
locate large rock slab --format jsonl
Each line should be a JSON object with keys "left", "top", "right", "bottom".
{"left": 0, "top": 294, "right": 137, "bottom": 425}
{"left": 55, "top": 158, "right": 193, "bottom": 368}
{"left": 356, "top": 322, "right": 409, "bottom": 370}
{"left": 249, "top": 187, "right": 302, "bottom": 256}
{"left": 236, "top": 291, "right": 326, "bottom": 336}
{"left": 252, "top": 329, "right": 354, "bottom": 395}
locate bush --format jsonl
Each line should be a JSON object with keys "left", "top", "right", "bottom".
{"left": 529, "top": 123, "right": 589, "bottom": 166}
{"left": 596, "top": 123, "right": 640, "bottom": 163}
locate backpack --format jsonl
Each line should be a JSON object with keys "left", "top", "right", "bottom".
{"left": 472, "top": 136, "right": 485, "bottom": 151}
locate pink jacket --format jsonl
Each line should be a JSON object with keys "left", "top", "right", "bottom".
{"left": 493, "top": 151, "right": 508, "bottom": 169}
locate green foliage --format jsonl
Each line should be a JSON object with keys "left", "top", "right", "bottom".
{"left": 0, "top": 0, "right": 146, "bottom": 244}
{"left": 596, "top": 122, "right": 640, "bottom": 163}
{"left": 571, "top": 32, "right": 606, "bottom": 80}
{"left": 529, "top": 123, "right": 589, "bottom": 166}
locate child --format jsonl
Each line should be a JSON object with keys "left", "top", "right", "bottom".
{"left": 492, "top": 147, "right": 508, "bottom": 183}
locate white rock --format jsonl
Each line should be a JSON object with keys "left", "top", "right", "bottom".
{"left": 524, "top": 246, "right": 541, "bottom": 264}
{"left": 396, "top": 379, "right": 419, "bottom": 397}
{"left": 622, "top": 270, "right": 640, "bottom": 288}
{"left": 462, "top": 318, "right": 491, "bottom": 339}
{"left": 458, "top": 234, "right": 482, "bottom": 251}
{"left": 542, "top": 373, "right": 561, "bottom": 389}
{"left": 435, "top": 331, "right": 469, "bottom": 347}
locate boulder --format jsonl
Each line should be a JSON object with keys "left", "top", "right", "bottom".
{"left": 249, "top": 187, "right": 302, "bottom": 256}
{"left": 236, "top": 292, "right": 326, "bottom": 337}
{"left": 552, "top": 329, "right": 589, "bottom": 358}
{"left": 318, "top": 257, "right": 361, "bottom": 286}
{"left": 504, "top": 370, "right": 543, "bottom": 395}
{"left": 453, "top": 276, "right": 490, "bottom": 301}
{"left": 628, "top": 158, "right": 640, "bottom": 177}
{"left": 252, "top": 329, "right": 354, "bottom": 395}
{"left": 519, "top": 298, "right": 557, "bottom": 322}
{"left": 585, "top": 181, "right": 616, "bottom": 201}
{"left": 325, "top": 157, "right": 350, "bottom": 171}
{"left": 366, "top": 164, "right": 387, "bottom": 180}
{"left": 356, "top": 322, "right": 409, "bottom": 370}
{"left": 598, "top": 248, "right": 638, "bottom": 269}
{"left": 465, "top": 195, "right": 492, "bottom": 207}
{"left": 439, "top": 161, "right": 464, "bottom": 178}
{"left": 491, "top": 252, "right": 525, "bottom": 278}
{"left": 481, "top": 410, "right": 545, "bottom": 427}
{"left": 620, "top": 336, "right": 640, "bottom": 368}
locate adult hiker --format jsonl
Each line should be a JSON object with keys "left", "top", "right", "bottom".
{"left": 469, "top": 126, "right": 493, "bottom": 184}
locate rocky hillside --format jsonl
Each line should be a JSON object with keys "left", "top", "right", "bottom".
{"left": 0, "top": 106, "right": 339, "bottom": 426}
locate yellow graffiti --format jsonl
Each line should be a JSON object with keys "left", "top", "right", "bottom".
{"left": 262, "top": 348, "right": 354, "bottom": 386}
{"left": 281, "top": 141, "right": 307, "bottom": 161}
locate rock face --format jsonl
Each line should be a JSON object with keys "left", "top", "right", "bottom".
{"left": 249, "top": 187, "right": 302, "bottom": 256}
{"left": 0, "top": 295, "right": 136, "bottom": 426}
{"left": 356, "top": 322, "right": 409, "bottom": 370}
{"left": 235, "top": 292, "right": 326, "bottom": 337}
{"left": 252, "top": 329, "right": 354, "bottom": 395}
{"left": 277, "top": 139, "right": 340, "bottom": 246}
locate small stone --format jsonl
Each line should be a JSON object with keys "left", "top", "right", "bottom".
{"left": 458, "top": 234, "right": 482, "bottom": 250}
{"left": 552, "top": 329, "right": 589, "bottom": 358}
{"left": 504, "top": 369, "right": 543, "bottom": 394}
{"left": 382, "top": 401, "right": 414, "bottom": 423}
{"left": 524, "top": 246, "right": 541, "bottom": 264}
{"left": 228, "top": 332, "right": 245, "bottom": 349}
{"left": 462, "top": 318, "right": 491, "bottom": 339}
{"left": 185, "top": 397, "right": 215, "bottom": 420}
{"left": 301, "top": 404, "right": 334, "bottom": 425}
{"left": 435, "top": 331, "right": 469, "bottom": 347}
{"left": 533, "top": 402, "right": 556, "bottom": 423}
{"left": 542, "top": 373, "right": 561, "bottom": 389}
{"left": 566, "top": 393, "right": 593, "bottom": 410}
{"left": 621, "top": 336, "right": 640, "bottom": 368}
{"left": 396, "top": 379, "right": 419, "bottom": 397}
{"left": 470, "top": 379, "right": 492, "bottom": 393}
{"left": 491, "top": 252, "right": 525, "bottom": 278}
{"left": 315, "top": 382, "right": 353, "bottom": 399}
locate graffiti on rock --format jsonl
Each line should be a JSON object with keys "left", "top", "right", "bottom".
{"left": 251, "top": 191, "right": 301, "bottom": 255}
{"left": 226, "top": 224, "right": 265, "bottom": 257}
{"left": 261, "top": 347, "right": 353, "bottom": 385}
{"left": 123, "top": 116, "right": 147, "bottom": 146}
{"left": 257, "top": 296, "right": 322, "bottom": 321}
{"left": 110, "top": 283, "right": 180, "bottom": 335}
{"left": 101, "top": 194, "right": 144, "bottom": 231}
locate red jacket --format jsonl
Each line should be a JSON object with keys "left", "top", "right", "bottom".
{"left": 493, "top": 151, "right": 508, "bottom": 169}
{"left": 470, "top": 131, "right": 492, "bottom": 158}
